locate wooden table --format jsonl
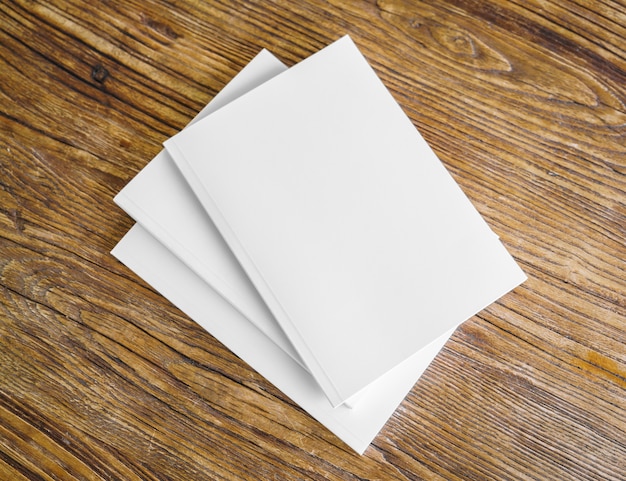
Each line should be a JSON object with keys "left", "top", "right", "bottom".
{"left": 1, "top": 1, "right": 624, "bottom": 479}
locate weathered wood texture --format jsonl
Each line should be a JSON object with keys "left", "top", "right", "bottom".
{"left": 1, "top": 0, "right": 624, "bottom": 479}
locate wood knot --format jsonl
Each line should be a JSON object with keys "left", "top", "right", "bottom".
{"left": 140, "top": 13, "right": 180, "bottom": 43}
{"left": 430, "top": 25, "right": 477, "bottom": 57}
{"left": 91, "top": 64, "right": 109, "bottom": 83}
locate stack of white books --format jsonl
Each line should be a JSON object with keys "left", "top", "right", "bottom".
{"left": 111, "top": 35, "right": 526, "bottom": 454}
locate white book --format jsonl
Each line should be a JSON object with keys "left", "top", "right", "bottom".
{"left": 164, "top": 35, "right": 527, "bottom": 406}
{"left": 111, "top": 49, "right": 454, "bottom": 451}
{"left": 113, "top": 48, "right": 450, "bottom": 409}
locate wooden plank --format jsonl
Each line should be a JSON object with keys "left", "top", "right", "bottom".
{"left": 1, "top": 0, "right": 624, "bottom": 479}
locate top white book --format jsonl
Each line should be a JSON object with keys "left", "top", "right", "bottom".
{"left": 164, "top": 35, "right": 526, "bottom": 407}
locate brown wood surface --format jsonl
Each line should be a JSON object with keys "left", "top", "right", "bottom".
{"left": 1, "top": 0, "right": 624, "bottom": 479}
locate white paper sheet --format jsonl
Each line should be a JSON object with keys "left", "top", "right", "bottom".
{"left": 164, "top": 35, "right": 527, "bottom": 406}
{"left": 112, "top": 224, "right": 453, "bottom": 454}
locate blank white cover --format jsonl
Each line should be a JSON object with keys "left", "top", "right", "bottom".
{"left": 165, "top": 35, "right": 527, "bottom": 406}
{"left": 111, "top": 224, "right": 453, "bottom": 454}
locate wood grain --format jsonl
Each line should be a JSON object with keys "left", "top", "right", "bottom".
{"left": 1, "top": 0, "right": 624, "bottom": 479}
